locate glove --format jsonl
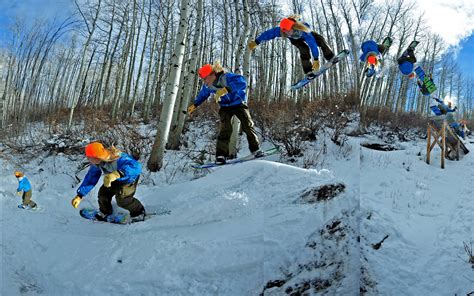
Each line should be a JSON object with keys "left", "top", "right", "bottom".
{"left": 214, "top": 88, "right": 228, "bottom": 103}
{"left": 248, "top": 40, "right": 258, "bottom": 51}
{"left": 187, "top": 104, "right": 197, "bottom": 114}
{"left": 312, "top": 60, "right": 320, "bottom": 72}
{"left": 103, "top": 171, "right": 121, "bottom": 187}
{"left": 17, "top": 191, "right": 22, "bottom": 196}
{"left": 71, "top": 195, "right": 82, "bottom": 208}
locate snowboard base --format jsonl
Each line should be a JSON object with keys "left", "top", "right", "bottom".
{"left": 79, "top": 207, "right": 171, "bottom": 224}
{"left": 192, "top": 147, "right": 280, "bottom": 169}
{"left": 18, "top": 204, "right": 39, "bottom": 210}
{"left": 291, "top": 49, "right": 350, "bottom": 90}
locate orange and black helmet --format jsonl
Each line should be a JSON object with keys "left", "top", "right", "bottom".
{"left": 280, "top": 18, "right": 296, "bottom": 33}
{"left": 198, "top": 64, "right": 213, "bottom": 79}
{"left": 367, "top": 55, "right": 378, "bottom": 65}
{"left": 85, "top": 142, "right": 109, "bottom": 160}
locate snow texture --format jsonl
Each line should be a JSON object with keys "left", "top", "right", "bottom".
{"left": 0, "top": 136, "right": 360, "bottom": 295}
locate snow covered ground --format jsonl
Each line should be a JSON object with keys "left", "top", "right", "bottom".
{"left": 0, "top": 134, "right": 360, "bottom": 295}
{"left": 2, "top": 120, "right": 472, "bottom": 295}
{"left": 361, "top": 135, "right": 474, "bottom": 294}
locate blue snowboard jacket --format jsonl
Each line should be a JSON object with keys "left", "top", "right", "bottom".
{"left": 433, "top": 97, "right": 456, "bottom": 113}
{"left": 359, "top": 40, "right": 381, "bottom": 62}
{"left": 255, "top": 25, "right": 320, "bottom": 60}
{"left": 399, "top": 61, "right": 414, "bottom": 75}
{"left": 17, "top": 177, "right": 32, "bottom": 192}
{"left": 193, "top": 72, "right": 247, "bottom": 108}
{"left": 77, "top": 152, "right": 141, "bottom": 197}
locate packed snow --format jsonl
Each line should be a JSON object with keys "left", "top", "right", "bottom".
{"left": 361, "top": 133, "right": 474, "bottom": 294}
{"left": 2, "top": 123, "right": 473, "bottom": 295}
{"left": 0, "top": 133, "right": 360, "bottom": 295}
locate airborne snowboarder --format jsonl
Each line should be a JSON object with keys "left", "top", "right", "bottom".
{"left": 417, "top": 72, "right": 435, "bottom": 95}
{"left": 397, "top": 40, "right": 419, "bottom": 76}
{"left": 248, "top": 15, "right": 335, "bottom": 78}
{"left": 430, "top": 97, "right": 456, "bottom": 116}
{"left": 359, "top": 37, "right": 392, "bottom": 77}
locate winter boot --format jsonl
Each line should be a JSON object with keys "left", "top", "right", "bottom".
{"left": 215, "top": 156, "right": 226, "bottom": 165}
{"left": 253, "top": 150, "right": 265, "bottom": 158}
{"left": 130, "top": 208, "right": 146, "bottom": 223}
{"left": 95, "top": 211, "right": 110, "bottom": 222}
{"left": 330, "top": 55, "right": 340, "bottom": 64}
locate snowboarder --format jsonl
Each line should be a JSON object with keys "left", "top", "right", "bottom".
{"left": 460, "top": 120, "right": 470, "bottom": 138}
{"left": 434, "top": 97, "right": 456, "bottom": 115}
{"left": 449, "top": 121, "right": 465, "bottom": 139}
{"left": 71, "top": 142, "right": 146, "bottom": 222}
{"left": 14, "top": 171, "right": 37, "bottom": 209}
{"left": 359, "top": 39, "right": 391, "bottom": 77}
{"left": 397, "top": 41, "right": 419, "bottom": 76}
{"left": 417, "top": 72, "right": 435, "bottom": 95}
{"left": 248, "top": 15, "right": 335, "bottom": 78}
{"left": 187, "top": 61, "right": 263, "bottom": 165}
{"left": 431, "top": 98, "right": 463, "bottom": 136}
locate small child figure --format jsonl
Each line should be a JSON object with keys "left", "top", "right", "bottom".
{"left": 14, "top": 171, "right": 37, "bottom": 209}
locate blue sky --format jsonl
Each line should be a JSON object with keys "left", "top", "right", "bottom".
{"left": 457, "top": 35, "right": 474, "bottom": 79}
{"left": 1, "top": 0, "right": 473, "bottom": 79}
{"left": 0, "top": 0, "right": 73, "bottom": 43}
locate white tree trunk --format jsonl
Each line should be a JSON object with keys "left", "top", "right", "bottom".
{"left": 147, "top": 0, "right": 190, "bottom": 171}
{"left": 167, "top": 0, "right": 203, "bottom": 150}
{"left": 228, "top": 0, "right": 251, "bottom": 158}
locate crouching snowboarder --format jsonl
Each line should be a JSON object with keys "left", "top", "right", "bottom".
{"left": 71, "top": 142, "right": 146, "bottom": 222}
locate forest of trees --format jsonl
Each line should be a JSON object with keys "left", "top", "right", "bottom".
{"left": 0, "top": 0, "right": 472, "bottom": 169}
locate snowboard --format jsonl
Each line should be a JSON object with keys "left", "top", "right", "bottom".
{"left": 414, "top": 66, "right": 437, "bottom": 95}
{"left": 18, "top": 204, "right": 39, "bottom": 210}
{"left": 79, "top": 207, "right": 171, "bottom": 224}
{"left": 379, "top": 36, "right": 393, "bottom": 55}
{"left": 430, "top": 105, "right": 443, "bottom": 116}
{"left": 192, "top": 147, "right": 280, "bottom": 169}
{"left": 291, "top": 49, "right": 350, "bottom": 90}
{"left": 398, "top": 40, "right": 419, "bottom": 60}
{"left": 407, "top": 40, "right": 419, "bottom": 51}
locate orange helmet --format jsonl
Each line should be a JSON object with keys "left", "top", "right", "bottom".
{"left": 14, "top": 171, "right": 24, "bottom": 178}
{"left": 280, "top": 18, "right": 295, "bottom": 33}
{"left": 198, "top": 64, "right": 213, "bottom": 79}
{"left": 85, "top": 142, "right": 109, "bottom": 160}
{"left": 367, "top": 55, "right": 378, "bottom": 65}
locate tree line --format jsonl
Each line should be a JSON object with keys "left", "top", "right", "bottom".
{"left": 0, "top": 0, "right": 472, "bottom": 169}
